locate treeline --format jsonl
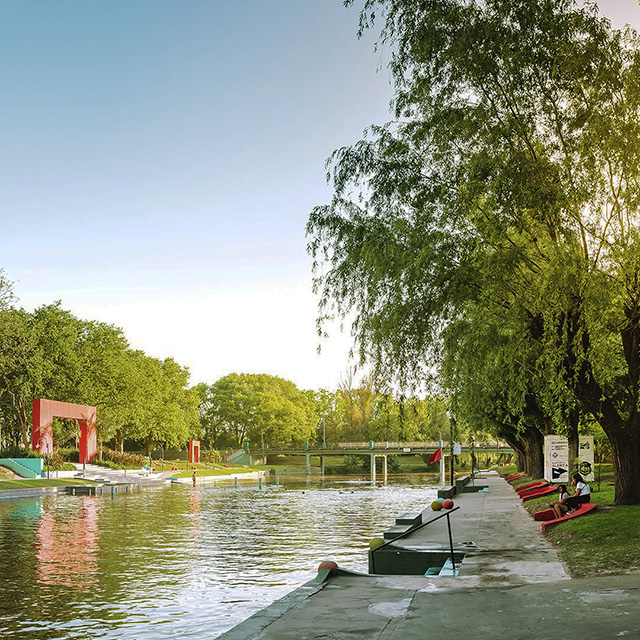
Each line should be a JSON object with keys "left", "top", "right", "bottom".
{"left": 0, "top": 281, "right": 450, "bottom": 455}
{"left": 196, "top": 371, "right": 450, "bottom": 450}
{"left": 0, "top": 299, "right": 199, "bottom": 456}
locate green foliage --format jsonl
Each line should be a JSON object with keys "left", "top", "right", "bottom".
{"left": 199, "top": 373, "right": 317, "bottom": 448}
{"left": 200, "top": 449, "right": 222, "bottom": 464}
{"left": 0, "top": 446, "right": 41, "bottom": 459}
{"left": 309, "top": 0, "right": 640, "bottom": 503}
{"left": 0, "top": 300, "right": 200, "bottom": 458}
{"left": 101, "top": 448, "right": 144, "bottom": 468}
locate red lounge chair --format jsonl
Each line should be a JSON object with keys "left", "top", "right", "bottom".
{"left": 521, "top": 485, "right": 559, "bottom": 501}
{"left": 534, "top": 502, "right": 596, "bottom": 531}
{"left": 505, "top": 473, "right": 525, "bottom": 482}
{"left": 516, "top": 481, "right": 549, "bottom": 494}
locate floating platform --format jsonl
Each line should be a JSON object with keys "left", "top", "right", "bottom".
{"left": 65, "top": 483, "right": 141, "bottom": 496}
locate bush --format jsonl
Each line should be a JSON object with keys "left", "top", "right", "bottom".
{"left": 101, "top": 448, "right": 144, "bottom": 468}
{"left": 58, "top": 448, "right": 79, "bottom": 462}
{"left": 0, "top": 446, "right": 41, "bottom": 459}
{"left": 92, "top": 459, "right": 121, "bottom": 470}
{"left": 201, "top": 450, "right": 222, "bottom": 464}
{"left": 345, "top": 454, "right": 367, "bottom": 473}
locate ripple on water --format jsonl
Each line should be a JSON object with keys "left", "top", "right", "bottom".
{"left": 0, "top": 477, "right": 437, "bottom": 639}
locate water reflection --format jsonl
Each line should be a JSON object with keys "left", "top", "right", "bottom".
{"left": 36, "top": 497, "right": 101, "bottom": 588}
{"left": 0, "top": 476, "right": 436, "bottom": 639}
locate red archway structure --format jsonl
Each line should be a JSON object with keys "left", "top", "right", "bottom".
{"left": 188, "top": 440, "right": 200, "bottom": 464}
{"left": 32, "top": 399, "right": 97, "bottom": 462}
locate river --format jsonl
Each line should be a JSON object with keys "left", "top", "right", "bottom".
{"left": 0, "top": 476, "right": 437, "bottom": 639}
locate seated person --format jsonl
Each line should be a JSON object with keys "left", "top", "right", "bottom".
{"left": 550, "top": 484, "right": 570, "bottom": 519}
{"left": 564, "top": 473, "right": 591, "bottom": 513}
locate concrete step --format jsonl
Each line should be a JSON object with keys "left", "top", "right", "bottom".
{"left": 383, "top": 524, "right": 414, "bottom": 540}
{"left": 395, "top": 512, "right": 422, "bottom": 527}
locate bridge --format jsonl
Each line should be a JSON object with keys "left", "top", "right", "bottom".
{"left": 239, "top": 441, "right": 514, "bottom": 482}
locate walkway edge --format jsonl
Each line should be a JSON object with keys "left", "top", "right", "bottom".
{"left": 217, "top": 568, "right": 353, "bottom": 640}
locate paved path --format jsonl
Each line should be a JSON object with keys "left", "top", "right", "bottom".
{"left": 71, "top": 462, "right": 173, "bottom": 483}
{"left": 219, "top": 472, "right": 640, "bottom": 640}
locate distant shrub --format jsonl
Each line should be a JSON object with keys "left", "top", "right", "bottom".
{"left": 92, "top": 459, "right": 120, "bottom": 470}
{"left": 101, "top": 448, "right": 144, "bottom": 468}
{"left": 0, "top": 446, "right": 41, "bottom": 459}
{"left": 58, "top": 448, "right": 80, "bottom": 462}
{"left": 201, "top": 450, "right": 222, "bottom": 464}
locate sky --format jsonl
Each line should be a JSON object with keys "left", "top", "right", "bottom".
{"left": 1, "top": 1, "right": 639, "bottom": 392}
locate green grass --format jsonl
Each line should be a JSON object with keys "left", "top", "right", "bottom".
{"left": 513, "top": 464, "right": 639, "bottom": 577}
{"left": 547, "top": 506, "right": 640, "bottom": 577}
{"left": 0, "top": 478, "right": 99, "bottom": 490}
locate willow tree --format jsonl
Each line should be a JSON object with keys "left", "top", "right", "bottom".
{"left": 307, "top": 0, "right": 640, "bottom": 503}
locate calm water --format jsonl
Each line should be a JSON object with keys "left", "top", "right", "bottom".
{"left": 0, "top": 476, "right": 437, "bottom": 639}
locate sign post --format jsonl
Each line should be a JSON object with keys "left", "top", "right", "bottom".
{"left": 577, "top": 435, "right": 595, "bottom": 482}
{"left": 544, "top": 435, "right": 569, "bottom": 483}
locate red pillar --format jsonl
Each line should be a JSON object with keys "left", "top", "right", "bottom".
{"left": 79, "top": 420, "right": 97, "bottom": 463}
{"left": 189, "top": 440, "right": 200, "bottom": 464}
{"left": 32, "top": 399, "right": 54, "bottom": 456}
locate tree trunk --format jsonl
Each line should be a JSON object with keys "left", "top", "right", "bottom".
{"left": 566, "top": 410, "right": 580, "bottom": 475}
{"left": 608, "top": 426, "right": 640, "bottom": 505}
{"left": 515, "top": 449, "right": 525, "bottom": 472}
{"left": 500, "top": 433, "right": 526, "bottom": 472}
{"left": 519, "top": 427, "right": 544, "bottom": 478}
{"left": 116, "top": 430, "right": 124, "bottom": 454}
{"left": 17, "top": 398, "right": 29, "bottom": 449}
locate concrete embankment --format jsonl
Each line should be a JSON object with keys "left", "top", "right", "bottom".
{"left": 219, "top": 471, "right": 640, "bottom": 640}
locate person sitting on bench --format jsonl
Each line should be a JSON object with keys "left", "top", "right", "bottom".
{"left": 550, "top": 484, "right": 570, "bottom": 519}
{"left": 564, "top": 473, "right": 591, "bottom": 514}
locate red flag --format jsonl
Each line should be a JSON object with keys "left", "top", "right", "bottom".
{"left": 428, "top": 447, "right": 442, "bottom": 464}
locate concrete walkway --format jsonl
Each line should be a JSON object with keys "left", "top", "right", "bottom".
{"left": 219, "top": 472, "right": 640, "bottom": 640}
{"left": 71, "top": 462, "right": 173, "bottom": 483}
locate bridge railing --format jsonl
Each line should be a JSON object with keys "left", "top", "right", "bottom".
{"left": 257, "top": 441, "right": 509, "bottom": 451}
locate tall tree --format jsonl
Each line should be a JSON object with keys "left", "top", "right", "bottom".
{"left": 203, "top": 373, "right": 316, "bottom": 449}
{"left": 308, "top": 0, "right": 640, "bottom": 503}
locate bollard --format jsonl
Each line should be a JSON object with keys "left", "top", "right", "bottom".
{"left": 259, "top": 476, "right": 262, "bottom": 490}
{"left": 72, "top": 488, "right": 75, "bottom": 496}
{"left": 276, "top": 475, "right": 279, "bottom": 486}
{"left": 234, "top": 477, "right": 238, "bottom": 487}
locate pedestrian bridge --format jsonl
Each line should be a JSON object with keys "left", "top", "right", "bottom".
{"left": 242, "top": 441, "right": 513, "bottom": 481}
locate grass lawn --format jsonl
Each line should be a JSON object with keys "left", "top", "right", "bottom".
{"left": 0, "top": 478, "right": 99, "bottom": 490}
{"left": 507, "top": 464, "right": 640, "bottom": 577}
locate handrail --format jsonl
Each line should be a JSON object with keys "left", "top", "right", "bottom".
{"left": 371, "top": 506, "right": 460, "bottom": 575}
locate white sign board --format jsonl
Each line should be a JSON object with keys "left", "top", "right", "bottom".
{"left": 544, "top": 435, "right": 569, "bottom": 483}
{"left": 453, "top": 442, "right": 462, "bottom": 456}
{"left": 577, "top": 435, "right": 595, "bottom": 482}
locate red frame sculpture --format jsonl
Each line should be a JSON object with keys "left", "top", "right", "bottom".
{"left": 32, "top": 399, "right": 97, "bottom": 462}
{"left": 189, "top": 440, "right": 200, "bottom": 464}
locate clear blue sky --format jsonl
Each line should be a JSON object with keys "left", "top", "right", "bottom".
{"left": 1, "top": 1, "right": 638, "bottom": 390}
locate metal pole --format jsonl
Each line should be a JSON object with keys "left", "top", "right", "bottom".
{"left": 449, "top": 419, "right": 454, "bottom": 486}
{"left": 446, "top": 512, "right": 456, "bottom": 571}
